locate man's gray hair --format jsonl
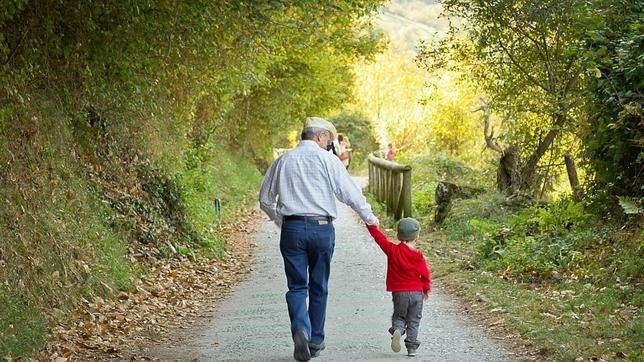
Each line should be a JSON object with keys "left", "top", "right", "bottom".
{"left": 301, "top": 127, "right": 328, "bottom": 140}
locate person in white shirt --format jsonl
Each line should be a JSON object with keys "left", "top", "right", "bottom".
{"left": 259, "top": 117, "right": 378, "bottom": 361}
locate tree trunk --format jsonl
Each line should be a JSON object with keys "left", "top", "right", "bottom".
{"left": 519, "top": 113, "right": 567, "bottom": 190}
{"left": 497, "top": 146, "right": 520, "bottom": 192}
{"left": 434, "top": 181, "right": 485, "bottom": 223}
{"left": 434, "top": 181, "right": 460, "bottom": 223}
{"left": 564, "top": 154, "right": 581, "bottom": 201}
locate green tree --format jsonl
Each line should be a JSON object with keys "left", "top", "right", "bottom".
{"left": 354, "top": 40, "right": 433, "bottom": 154}
{"left": 418, "top": 0, "right": 587, "bottom": 194}
{"left": 418, "top": 72, "right": 484, "bottom": 166}
{"left": 579, "top": 0, "right": 643, "bottom": 207}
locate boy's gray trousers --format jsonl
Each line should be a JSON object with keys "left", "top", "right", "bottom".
{"left": 388, "top": 291, "right": 424, "bottom": 350}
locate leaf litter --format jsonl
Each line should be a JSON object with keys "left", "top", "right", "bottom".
{"left": 36, "top": 209, "right": 262, "bottom": 361}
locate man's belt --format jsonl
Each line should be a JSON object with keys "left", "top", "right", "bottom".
{"left": 283, "top": 215, "right": 331, "bottom": 222}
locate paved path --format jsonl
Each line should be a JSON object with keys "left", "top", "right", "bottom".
{"left": 147, "top": 178, "right": 518, "bottom": 361}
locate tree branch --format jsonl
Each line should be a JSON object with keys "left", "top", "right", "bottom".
{"left": 495, "top": 38, "right": 551, "bottom": 93}
{"left": 474, "top": 98, "right": 504, "bottom": 154}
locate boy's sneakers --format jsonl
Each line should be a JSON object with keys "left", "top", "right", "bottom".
{"left": 407, "top": 348, "right": 417, "bottom": 357}
{"left": 391, "top": 329, "right": 402, "bottom": 352}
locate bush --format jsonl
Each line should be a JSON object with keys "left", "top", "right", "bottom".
{"left": 442, "top": 191, "right": 511, "bottom": 241}
{"left": 467, "top": 198, "right": 614, "bottom": 282}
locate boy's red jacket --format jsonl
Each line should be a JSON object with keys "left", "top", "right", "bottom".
{"left": 367, "top": 224, "right": 431, "bottom": 294}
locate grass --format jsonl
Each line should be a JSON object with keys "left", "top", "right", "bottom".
{"left": 0, "top": 288, "right": 48, "bottom": 357}
{"left": 0, "top": 118, "right": 141, "bottom": 357}
{"left": 438, "top": 196, "right": 644, "bottom": 361}
{"left": 179, "top": 144, "right": 262, "bottom": 257}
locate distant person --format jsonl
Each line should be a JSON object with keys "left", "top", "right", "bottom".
{"left": 259, "top": 116, "right": 379, "bottom": 361}
{"left": 337, "top": 133, "right": 351, "bottom": 170}
{"left": 385, "top": 143, "right": 395, "bottom": 160}
{"left": 366, "top": 218, "right": 431, "bottom": 357}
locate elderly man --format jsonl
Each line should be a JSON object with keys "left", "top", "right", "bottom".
{"left": 259, "top": 117, "right": 378, "bottom": 361}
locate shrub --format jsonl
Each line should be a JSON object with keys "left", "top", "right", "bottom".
{"left": 469, "top": 199, "right": 601, "bottom": 282}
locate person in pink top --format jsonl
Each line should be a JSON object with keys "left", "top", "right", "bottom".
{"left": 385, "top": 143, "right": 395, "bottom": 160}
{"left": 366, "top": 218, "right": 431, "bottom": 357}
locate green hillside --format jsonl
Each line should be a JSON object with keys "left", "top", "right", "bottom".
{"left": 376, "top": 0, "right": 449, "bottom": 52}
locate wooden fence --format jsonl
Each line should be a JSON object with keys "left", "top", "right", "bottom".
{"left": 367, "top": 154, "right": 412, "bottom": 220}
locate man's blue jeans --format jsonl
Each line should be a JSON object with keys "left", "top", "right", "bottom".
{"left": 280, "top": 217, "right": 335, "bottom": 346}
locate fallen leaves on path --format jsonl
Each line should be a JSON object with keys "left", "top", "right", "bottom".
{"left": 38, "top": 209, "right": 262, "bottom": 361}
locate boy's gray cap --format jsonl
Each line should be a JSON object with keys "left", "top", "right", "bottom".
{"left": 304, "top": 117, "right": 337, "bottom": 140}
{"left": 397, "top": 217, "right": 421, "bottom": 241}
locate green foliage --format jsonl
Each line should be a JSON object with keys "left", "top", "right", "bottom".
{"left": 329, "top": 110, "right": 378, "bottom": 170}
{"left": 417, "top": 0, "right": 588, "bottom": 193}
{"left": 366, "top": 192, "right": 397, "bottom": 229}
{"left": 187, "top": 1, "right": 386, "bottom": 165}
{"left": 352, "top": 38, "right": 432, "bottom": 155}
{"left": 418, "top": 72, "right": 486, "bottom": 165}
{"left": 1, "top": 1, "right": 388, "bottom": 357}
{"left": 416, "top": 0, "right": 642, "bottom": 202}
{"left": 179, "top": 144, "right": 262, "bottom": 257}
{"left": 527, "top": 200, "right": 592, "bottom": 234}
{"left": 0, "top": 110, "right": 262, "bottom": 357}
{"left": 441, "top": 192, "right": 513, "bottom": 240}
{"left": 579, "top": 0, "right": 644, "bottom": 205}
{"left": 466, "top": 198, "right": 619, "bottom": 282}
{"left": 0, "top": 116, "right": 140, "bottom": 357}
{"left": 1, "top": 0, "right": 387, "bottom": 170}
{"left": 617, "top": 197, "right": 644, "bottom": 215}
{"left": 93, "top": 220, "right": 140, "bottom": 292}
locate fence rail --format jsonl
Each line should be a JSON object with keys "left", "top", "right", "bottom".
{"left": 367, "top": 154, "right": 412, "bottom": 220}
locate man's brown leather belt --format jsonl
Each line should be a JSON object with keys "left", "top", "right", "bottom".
{"left": 284, "top": 215, "right": 331, "bottom": 222}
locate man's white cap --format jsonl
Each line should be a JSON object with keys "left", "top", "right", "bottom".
{"left": 304, "top": 117, "right": 337, "bottom": 140}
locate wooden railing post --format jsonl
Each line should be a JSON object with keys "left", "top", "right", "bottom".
{"left": 402, "top": 169, "right": 412, "bottom": 218}
{"left": 369, "top": 163, "right": 373, "bottom": 192}
{"left": 392, "top": 171, "right": 402, "bottom": 219}
{"left": 367, "top": 154, "right": 412, "bottom": 221}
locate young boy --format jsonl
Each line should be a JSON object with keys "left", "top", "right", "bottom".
{"left": 366, "top": 218, "right": 431, "bottom": 357}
